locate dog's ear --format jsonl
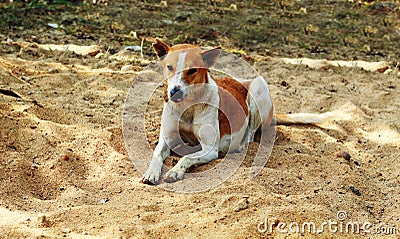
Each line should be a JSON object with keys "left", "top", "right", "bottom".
{"left": 201, "top": 47, "right": 221, "bottom": 68}
{"left": 152, "top": 39, "right": 170, "bottom": 58}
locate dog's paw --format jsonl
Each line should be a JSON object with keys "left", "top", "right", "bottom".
{"left": 141, "top": 177, "right": 157, "bottom": 185}
{"left": 142, "top": 167, "right": 161, "bottom": 185}
{"left": 142, "top": 158, "right": 163, "bottom": 185}
{"left": 164, "top": 170, "right": 184, "bottom": 183}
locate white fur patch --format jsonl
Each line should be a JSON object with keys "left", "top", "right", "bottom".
{"left": 168, "top": 52, "right": 187, "bottom": 93}
{"left": 219, "top": 116, "right": 249, "bottom": 153}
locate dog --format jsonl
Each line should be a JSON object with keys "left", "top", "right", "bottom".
{"left": 142, "top": 39, "right": 339, "bottom": 184}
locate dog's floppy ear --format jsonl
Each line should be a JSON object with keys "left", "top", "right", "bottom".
{"left": 201, "top": 47, "right": 221, "bottom": 68}
{"left": 153, "top": 39, "right": 170, "bottom": 58}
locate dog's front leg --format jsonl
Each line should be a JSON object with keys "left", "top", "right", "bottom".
{"left": 142, "top": 131, "right": 171, "bottom": 185}
{"left": 165, "top": 123, "right": 219, "bottom": 183}
{"left": 142, "top": 104, "right": 180, "bottom": 185}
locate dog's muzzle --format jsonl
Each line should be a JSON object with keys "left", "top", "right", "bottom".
{"left": 170, "top": 86, "right": 184, "bottom": 103}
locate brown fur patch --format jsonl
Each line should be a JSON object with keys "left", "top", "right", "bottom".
{"left": 163, "top": 83, "right": 169, "bottom": 102}
{"left": 169, "top": 44, "right": 198, "bottom": 53}
{"left": 179, "top": 128, "right": 199, "bottom": 146}
{"left": 185, "top": 68, "right": 208, "bottom": 85}
{"left": 215, "top": 77, "right": 249, "bottom": 137}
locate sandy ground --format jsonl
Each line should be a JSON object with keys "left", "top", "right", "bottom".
{"left": 0, "top": 37, "right": 399, "bottom": 239}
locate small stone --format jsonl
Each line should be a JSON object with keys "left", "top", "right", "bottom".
{"left": 234, "top": 198, "right": 249, "bottom": 212}
{"left": 280, "top": 80, "right": 289, "bottom": 87}
{"left": 162, "top": 19, "right": 173, "bottom": 24}
{"left": 121, "top": 65, "right": 134, "bottom": 71}
{"left": 349, "top": 186, "right": 361, "bottom": 196}
{"left": 37, "top": 213, "right": 46, "bottom": 224}
{"left": 47, "top": 23, "right": 59, "bottom": 29}
{"left": 95, "top": 52, "right": 104, "bottom": 59}
{"left": 125, "top": 46, "right": 142, "bottom": 51}
{"left": 336, "top": 151, "right": 351, "bottom": 161}
{"left": 99, "top": 198, "right": 110, "bottom": 204}
{"left": 299, "top": 7, "right": 307, "bottom": 14}
{"left": 160, "top": 0, "right": 167, "bottom": 7}
{"left": 62, "top": 228, "right": 71, "bottom": 234}
{"left": 384, "top": 69, "right": 393, "bottom": 75}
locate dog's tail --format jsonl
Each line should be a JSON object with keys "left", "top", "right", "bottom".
{"left": 275, "top": 111, "right": 348, "bottom": 126}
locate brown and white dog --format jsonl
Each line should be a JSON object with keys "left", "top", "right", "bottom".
{"left": 142, "top": 39, "right": 338, "bottom": 184}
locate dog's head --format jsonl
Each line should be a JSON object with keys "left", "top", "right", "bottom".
{"left": 153, "top": 39, "right": 221, "bottom": 103}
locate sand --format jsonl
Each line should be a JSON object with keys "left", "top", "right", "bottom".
{"left": 0, "top": 40, "right": 399, "bottom": 238}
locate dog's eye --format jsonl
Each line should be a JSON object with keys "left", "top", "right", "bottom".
{"left": 187, "top": 68, "right": 198, "bottom": 75}
{"left": 167, "top": 65, "right": 174, "bottom": 72}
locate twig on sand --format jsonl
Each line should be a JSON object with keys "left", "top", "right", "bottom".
{"left": 0, "top": 59, "right": 43, "bottom": 107}
{"left": 140, "top": 38, "right": 144, "bottom": 60}
{"left": 0, "top": 59, "right": 32, "bottom": 86}
{"left": 0, "top": 88, "right": 44, "bottom": 108}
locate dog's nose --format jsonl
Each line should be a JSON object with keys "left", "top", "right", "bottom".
{"left": 170, "top": 86, "right": 181, "bottom": 97}
{"left": 169, "top": 86, "right": 184, "bottom": 102}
